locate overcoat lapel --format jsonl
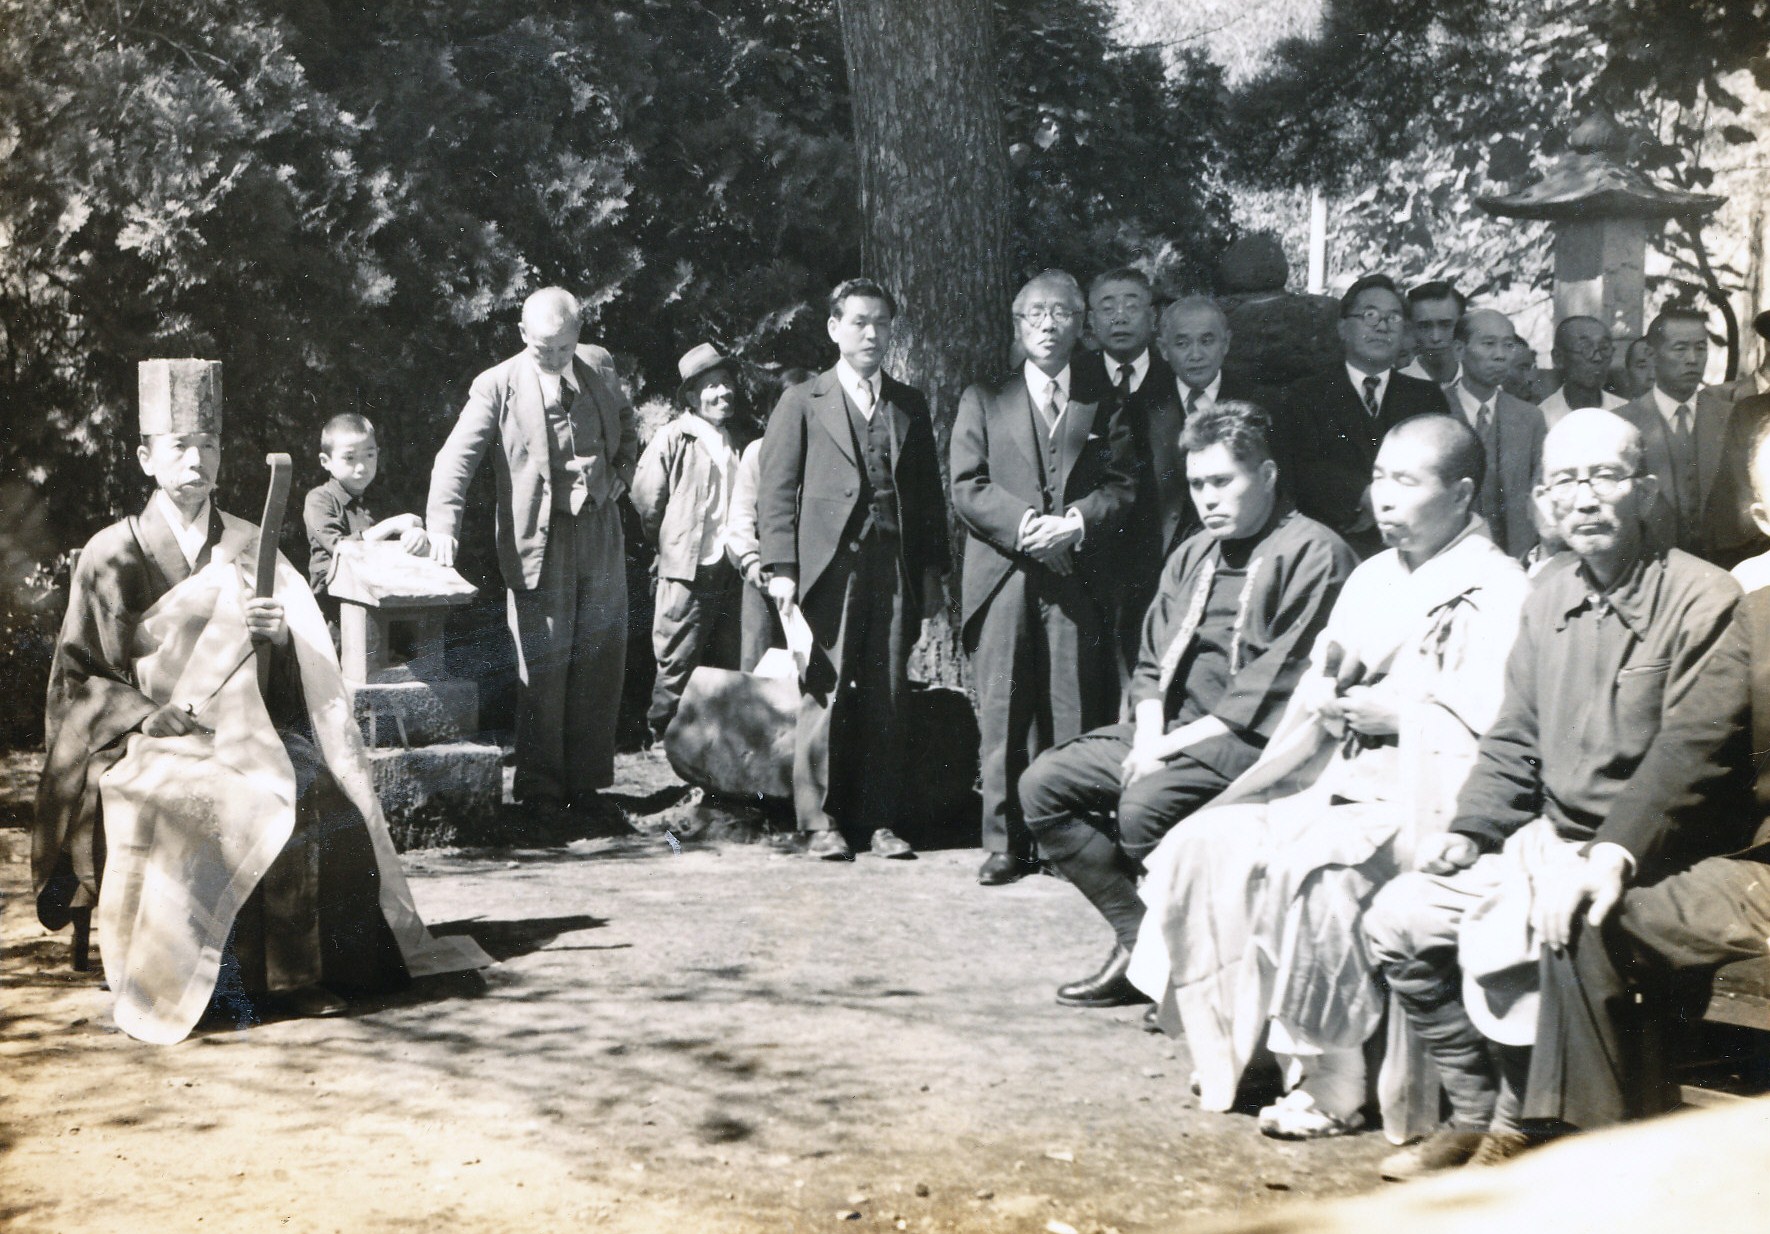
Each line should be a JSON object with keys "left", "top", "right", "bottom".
{"left": 812, "top": 372, "right": 857, "bottom": 467}
{"left": 882, "top": 378, "right": 911, "bottom": 457}
{"left": 514, "top": 354, "right": 553, "bottom": 470}
{"left": 572, "top": 354, "right": 621, "bottom": 454}
{"left": 1003, "top": 375, "right": 1044, "bottom": 478}
{"left": 1055, "top": 397, "right": 1098, "bottom": 495}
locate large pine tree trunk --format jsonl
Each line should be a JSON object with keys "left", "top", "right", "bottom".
{"left": 834, "top": 0, "right": 1013, "bottom": 689}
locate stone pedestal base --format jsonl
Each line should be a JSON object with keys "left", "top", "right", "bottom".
{"left": 368, "top": 742, "right": 502, "bottom": 850}
{"left": 352, "top": 678, "right": 479, "bottom": 748}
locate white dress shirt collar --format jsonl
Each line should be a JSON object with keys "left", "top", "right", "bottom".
{"left": 1453, "top": 379, "right": 1497, "bottom": 426}
{"left": 1179, "top": 371, "right": 1223, "bottom": 408}
{"left": 1107, "top": 349, "right": 1151, "bottom": 393}
{"left": 1652, "top": 384, "right": 1697, "bottom": 426}
{"left": 1025, "top": 361, "right": 1070, "bottom": 405}
{"left": 835, "top": 359, "right": 882, "bottom": 419}
{"left": 152, "top": 490, "right": 212, "bottom": 568}
{"left": 1346, "top": 362, "right": 1391, "bottom": 411}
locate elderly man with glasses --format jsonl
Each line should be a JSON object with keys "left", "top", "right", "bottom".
{"left": 1362, "top": 408, "right": 1740, "bottom": 1180}
{"left": 1275, "top": 274, "right": 1451, "bottom": 558}
{"left": 1538, "top": 316, "right": 1625, "bottom": 429}
{"left": 952, "top": 269, "right": 1138, "bottom": 885}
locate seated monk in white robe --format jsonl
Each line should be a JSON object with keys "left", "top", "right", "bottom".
{"left": 1128, "top": 415, "right": 1528, "bottom": 1141}
{"left": 34, "top": 360, "right": 488, "bottom": 1044}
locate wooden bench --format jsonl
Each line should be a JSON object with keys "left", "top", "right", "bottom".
{"left": 1683, "top": 956, "right": 1770, "bottom": 1107}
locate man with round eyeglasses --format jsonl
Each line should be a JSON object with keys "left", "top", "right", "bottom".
{"left": 1538, "top": 316, "right": 1625, "bottom": 429}
{"left": 1363, "top": 407, "right": 1740, "bottom": 1180}
{"left": 1275, "top": 274, "right": 1450, "bottom": 558}
{"left": 952, "top": 270, "right": 1138, "bottom": 885}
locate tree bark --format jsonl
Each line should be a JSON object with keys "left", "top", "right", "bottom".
{"left": 834, "top": 0, "right": 1013, "bottom": 689}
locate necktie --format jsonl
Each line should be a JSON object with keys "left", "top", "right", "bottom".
{"left": 1474, "top": 401, "right": 1491, "bottom": 441}
{"left": 1114, "top": 363, "right": 1132, "bottom": 393}
{"left": 561, "top": 380, "right": 591, "bottom": 515}
{"left": 1185, "top": 387, "right": 1202, "bottom": 418}
{"left": 1045, "top": 380, "right": 1064, "bottom": 438}
{"left": 854, "top": 377, "right": 875, "bottom": 421}
{"left": 1362, "top": 374, "right": 1381, "bottom": 417}
{"left": 1673, "top": 404, "right": 1697, "bottom": 527}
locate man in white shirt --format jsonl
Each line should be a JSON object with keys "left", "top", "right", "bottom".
{"left": 1538, "top": 316, "right": 1625, "bottom": 428}
{"left": 1086, "top": 268, "right": 1165, "bottom": 397}
{"left": 1446, "top": 308, "right": 1547, "bottom": 556}
{"left": 952, "top": 270, "right": 1138, "bottom": 884}
{"left": 1615, "top": 306, "right": 1732, "bottom": 556}
{"left": 426, "top": 287, "right": 639, "bottom": 812}
{"left": 1400, "top": 281, "right": 1465, "bottom": 387}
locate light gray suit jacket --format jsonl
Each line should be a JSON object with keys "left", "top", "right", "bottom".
{"left": 427, "top": 345, "right": 637, "bottom": 590}
{"left": 1615, "top": 387, "right": 1731, "bottom": 556}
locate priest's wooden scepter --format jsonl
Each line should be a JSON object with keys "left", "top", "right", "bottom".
{"left": 253, "top": 453, "right": 294, "bottom": 693}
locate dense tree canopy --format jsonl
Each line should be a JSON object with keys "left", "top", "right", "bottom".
{"left": 0, "top": 0, "right": 1229, "bottom": 551}
{"left": 1215, "top": 0, "right": 1769, "bottom": 310}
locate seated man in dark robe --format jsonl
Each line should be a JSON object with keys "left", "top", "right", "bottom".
{"left": 34, "top": 359, "right": 487, "bottom": 1044}
{"left": 1016, "top": 402, "right": 1356, "bottom": 1008}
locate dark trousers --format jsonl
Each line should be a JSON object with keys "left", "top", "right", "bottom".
{"left": 649, "top": 559, "right": 742, "bottom": 738}
{"left": 1019, "top": 722, "right": 1251, "bottom": 948}
{"left": 1525, "top": 856, "right": 1770, "bottom": 1129}
{"left": 795, "top": 530, "right": 909, "bottom": 840}
{"left": 971, "top": 570, "right": 1118, "bottom": 859}
{"left": 507, "top": 500, "right": 627, "bottom": 802}
{"left": 225, "top": 732, "right": 405, "bottom": 1000}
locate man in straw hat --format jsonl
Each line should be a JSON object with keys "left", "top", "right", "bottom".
{"left": 34, "top": 360, "right": 488, "bottom": 1043}
{"left": 631, "top": 343, "right": 755, "bottom": 739}
{"left": 1362, "top": 408, "right": 1738, "bottom": 1179}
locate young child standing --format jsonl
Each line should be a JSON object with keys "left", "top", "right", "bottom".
{"left": 302, "top": 413, "right": 429, "bottom": 607}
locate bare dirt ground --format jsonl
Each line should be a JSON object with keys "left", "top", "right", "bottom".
{"left": 1, "top": 747, "right": 1392, "bottom": 1233}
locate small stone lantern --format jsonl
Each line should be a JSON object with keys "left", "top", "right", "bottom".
{"left": 1478, "top": 113, "right": 1725, "bottom": 339}
{"left": 327, "top": 541, "right": 500, "bottom": 846}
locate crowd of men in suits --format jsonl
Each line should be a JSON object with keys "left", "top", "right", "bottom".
{"left": 415, "top": 272, "right": 1770, "bottom": 1184}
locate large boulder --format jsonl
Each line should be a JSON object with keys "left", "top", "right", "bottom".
{"left": 663, "top": 667, "right": 981, "bottom": 846}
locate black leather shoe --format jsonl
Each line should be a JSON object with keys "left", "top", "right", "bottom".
{"left": 807, "top": 830, "right": 854, "bottom": 861}
{"left": 978, "top": 853, "right": 1039, "bottom": 885}
{"left": 1055, "top": 945, "right": 1152, "bottom": 1008}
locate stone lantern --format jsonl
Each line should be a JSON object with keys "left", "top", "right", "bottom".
{"left": 327, "top": 541, "right": 501, "bottom": 846}
{"left": 1478, "top": 113, "right": 1725, "bottom": 338}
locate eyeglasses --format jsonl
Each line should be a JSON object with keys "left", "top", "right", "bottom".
{"left": 1564, "top": 343, "right": 1615, "bottom": 362}
{"left": 1345, "top": 308, "right": 1404, "bottom": 328}
{"left": 1017, "top": 305, "right": 1078, "bottom": 325}
{"left": 1542, "top": 468, "right": 1639, "bottom": 499}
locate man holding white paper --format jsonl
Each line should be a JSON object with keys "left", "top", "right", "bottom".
{"left": 756, "top": 279, "right": 952, "bottom": 860}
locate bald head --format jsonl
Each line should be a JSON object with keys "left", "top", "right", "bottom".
{"left": 1543, "top": 408, "right": 1643, "bottom": 478}
{"left": 1387, "top": 413, "right": 1486, "bottom": 492}
{"left": 1553, "top": 315, "right": 1606, "bottom": 351}
{"left": 519, "top": 286, "right": 583, "bottom": 375}
{"left": 522, "top": 286, "right": 581, "bottom": 335}
{"left": 1539, "top": 408, "right": 1656, "bottom": 580}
